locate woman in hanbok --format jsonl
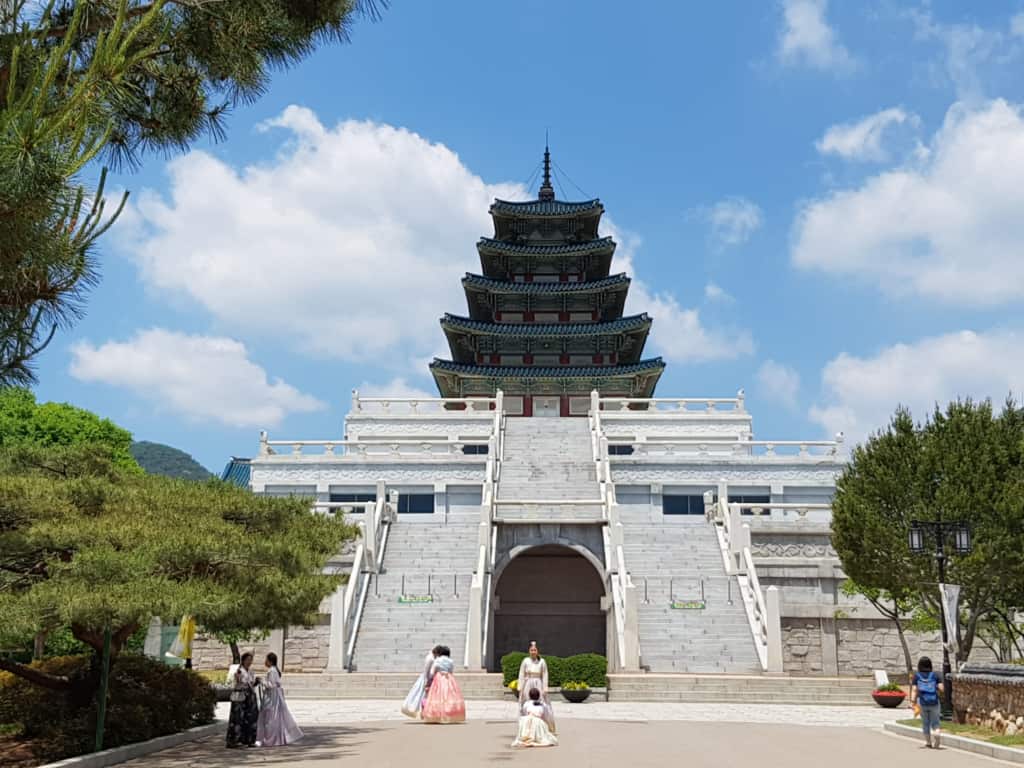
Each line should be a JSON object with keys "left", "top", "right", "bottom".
{"left": 226, "top": 652, "right": 259, "bottom": 748}
{"left": 402, "top": 646, "right": 439, "bottom": 719}
{"left": 257, "top": 653, "right": 304, "bottom": 746}
{"left": 420, "top": 645, "right": 466, "bottom": 724}
{"left": 517, "top": 641, "right": 556, "bottom": 733}
{"left": 512, "top": 688, "right": 559, "bottom": 748}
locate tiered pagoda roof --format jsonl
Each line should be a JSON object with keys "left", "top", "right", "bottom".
{"left": 430, "top": 147, "right": 664, "bottom": 408}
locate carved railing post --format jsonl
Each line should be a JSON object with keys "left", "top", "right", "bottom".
{"left": 766, "top": 586, "right": 783, "bottom": 673}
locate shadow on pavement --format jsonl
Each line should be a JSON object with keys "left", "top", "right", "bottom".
{"left": 126, "top": 726, "right": 382, "bottom": 766}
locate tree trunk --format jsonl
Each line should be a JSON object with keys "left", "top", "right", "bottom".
{"left": 893, "top": 616, "right": 914, "bottom": 682}
{"left": 229, "top": 641, "right": 241, "bottom": 665}
{"left": 33, "top": 632, "right": 46, "bottom": 660}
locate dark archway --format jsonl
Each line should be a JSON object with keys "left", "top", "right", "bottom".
{"left": 491, "top": 544, "right": 606, "bottom": 669}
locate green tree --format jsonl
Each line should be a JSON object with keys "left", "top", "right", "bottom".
{"left": 0, "top": 443, "right": 357, "bottom": 698}
{"left": 832, "top": 409, "right": 923, "bottom": 676}
{"left": 833, "top": 399, "right": 1024, "bottom": 667}
{"left": 1, "top": 0, "right": 385, "bottom": 385}
{"left": 0, "top": 387, "right": 138, "bottom": 470}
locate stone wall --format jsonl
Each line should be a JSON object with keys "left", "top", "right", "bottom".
{"left": 782, "top": 618, "right": 825, "bottom": 675}
{"left": 835, "top": 619, "right": 941, "bottom": 677}
{"left": 282, "top": 619, "right": 331, "bottom": 672}
{"left": 188, "top": 618, "right": 331, "bottom": 673}
{"left": 954, "top": 665, "right": 1024, "bottom": 732}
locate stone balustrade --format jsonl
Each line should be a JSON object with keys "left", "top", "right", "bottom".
{"left": 607, "top": 438, "right": 845, "bottom": 460}
{"left": 599, "top": 390, "right": 746, "bottom": 413}
{"left": 351, "top": 389, "right": 498, "bottom": 416}
{"left": 258, "top": 433, "right": 491, "bottom": 459}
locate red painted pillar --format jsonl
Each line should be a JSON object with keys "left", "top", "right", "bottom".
{"left": 523, "top": 396, "right": 533, "bottom": 417}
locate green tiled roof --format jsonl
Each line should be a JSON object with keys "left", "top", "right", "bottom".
{"left": 462, "top": 273, "right": 630, "bottom": 294}
{"left": 441, "top": 313, "right": 650, "bottom": 337}
{"left": 477, "top": 236, "right": 614, "bottom": 256}
{"left": 490, "top": 198, "right": 603, "bottom": 217}
{"left": 429, "top": 358, "right": 665, "bottom": 378}
{"left": 220, "top": 457, "right": 251, "bottom": 488}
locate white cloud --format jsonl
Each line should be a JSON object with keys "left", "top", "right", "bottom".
{"left": 1012, "top": 13, "right": 1024, "bottom": 39}
{"left": 792, "top": 99, "right": 1024, "bottom": 306}
{"left": 69, "top": 329, "right": 324, "bottom": 428}
{"left": 757, "top": 360, "right": 801, "bottom": 410}
{"left": 119, "top": 108, "right": 524, "bottom": 370}
{"left": 355, "top": 377, "right": 435, "bottom": 399}
{"left": 693, "top": 197, "right": 764, "bottom": 248}
{"left": 777, "top": 0, "right": 856, "bottom": 72}
{"left": 610, "top": 225, "right": 755, "bottom": 364}
{"left": 816, "top": 107, "right": 917, "bottom": 162}
{"left": 704, "top": 282, "right": 734, "bottom": 303}
{"left": 909, "top": 9, "right": 1023, "bottom": 99}
{"left": 808, "top": 329, "right": 1024, "bottom": 444}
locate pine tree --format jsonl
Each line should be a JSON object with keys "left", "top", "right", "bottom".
{"left": 0, "top": 1, "right": 385, "bottom": 385}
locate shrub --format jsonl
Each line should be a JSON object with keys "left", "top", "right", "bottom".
{"left": 0, "top": 654, "right": 216, "bottom": 763}
{"left": 499, "top": 651, "right": 607, "bottom": 688}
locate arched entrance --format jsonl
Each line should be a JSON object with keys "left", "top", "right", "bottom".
{"left": 490, "top": 544, "right": 606, "bottom": 669}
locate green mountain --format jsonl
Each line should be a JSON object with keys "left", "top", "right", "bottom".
{"left": 130, "top": 441, "right": 214, "bottom": 481}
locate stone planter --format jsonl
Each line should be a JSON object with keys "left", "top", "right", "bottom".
{"left": 872, "top": 691, "right": 906, "bottom": 708}
{"left": 561, "top": 688, "right": 591, "bottom": 703}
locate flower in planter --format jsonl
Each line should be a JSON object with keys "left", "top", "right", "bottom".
{"left": 562, "top": 681, "right": 590, "bottom": 691}
{"left": 872, "top": 682, "right": 905, "bottom": 695}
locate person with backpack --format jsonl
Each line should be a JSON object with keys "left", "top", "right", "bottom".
{"left": 911, "top": 656, "right": 944, "bottom": 748}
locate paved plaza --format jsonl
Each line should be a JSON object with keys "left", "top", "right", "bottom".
{"left": 118, "top": 703, "right": 1005, "bottom": 767}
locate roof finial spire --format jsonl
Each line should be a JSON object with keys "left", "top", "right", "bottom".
{"left": 539, "top": 133, "right": 555, "bottom": 201}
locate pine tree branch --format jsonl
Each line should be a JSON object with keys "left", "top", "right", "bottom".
{"left": 0, "top": 656, "right": 71, "bottom": 691}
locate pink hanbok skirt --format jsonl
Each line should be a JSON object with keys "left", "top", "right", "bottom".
{"left": 421, "top": 671, "right": 466, "bottom": 724}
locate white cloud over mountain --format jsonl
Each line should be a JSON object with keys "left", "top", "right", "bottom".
{"left": 69, "top": 329, "right": 324, "bottom": 427}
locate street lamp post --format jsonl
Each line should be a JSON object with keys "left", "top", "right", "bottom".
{"left": 908, "top": 515, "right": 971, "bottom": 720}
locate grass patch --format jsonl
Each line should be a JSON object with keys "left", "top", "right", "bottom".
{"left": 897, "top": 719, "right": 1024, "bottom": 747}
{"left": 194, "top": 669, "right": 229, "bottom": 684}
{"left": 0, "top": 724, "right": 22, "bottom": 738}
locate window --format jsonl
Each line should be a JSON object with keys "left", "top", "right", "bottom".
{"left": 608, "top": 445, "right": 634, "bottom": 456}
{"left": 462, "top": 444, "right": 489, "bottom": 455}
{"left": 398, "top": 493, "right": 434, "bottom": 514}
{"left": 329, "top": 492, "right": 375, "bottom": 507}
{"left": 729, "top": 494, "right": 771, "bottom": 516}
{"left": 663, "top": 494, "right": 707, "bottom": 515}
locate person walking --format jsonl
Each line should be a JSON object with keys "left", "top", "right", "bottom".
{"left": 421, "top": 646, "right": 466, "bottom": 724}
{"left": 257, "top": 652, "right": 303, "bottom": 746}
{"left": 911, "top": 656, "right": 944, "bottom": 749}
{"left": 402, "top": 645, "right": 440, "bottom": 719}
{"left": 226, "top": 652, "right": 260, "bottom": 748}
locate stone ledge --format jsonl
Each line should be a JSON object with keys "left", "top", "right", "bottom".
{"left": 39, "top": 721, "right": 223, "bottom": 768}
{"left": 883, "top": 722, "right": 1024, "bottom": 764}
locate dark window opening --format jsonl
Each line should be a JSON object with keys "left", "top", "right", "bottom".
{"left": 329, "top": 492, "right": 376, "bottom": 509}
{"left": 663, "top": 494, "right": 708, "bottom": 515}
{"left": 462, "top": 444, "right": 489, "bottom": 455}
{"left": 399, "top": 493, "right": 434, "bottom": 514}
{"left": 608, "top": 445, "right": 634, "bottom": 456}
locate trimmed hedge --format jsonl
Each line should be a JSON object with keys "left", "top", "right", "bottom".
{"left": 0, "top": 654, "right": 215, "bottom": 764}
{"left": 501, "top": 651, "right": 607, "bottom": 688}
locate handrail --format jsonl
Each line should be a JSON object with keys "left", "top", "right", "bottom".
{"left": 602, "top": 526, "right": 627, "bottom": 671}
{"left": 345, "top": 497, "right": 390, "bottom": 670}
{"left": 260, "top": 436, "right": 490, "bottom": 458}
{"left": 351, "top": 390, "right": 498, "bottom": 415}
{"left": 598, "top": 393, "right": 746, "bottom": 413}
{"left": 607, "top": 439, "right": 843, "bottom": 458}
{"left": 464, "top": 544, "right": 486, "bottom": 670}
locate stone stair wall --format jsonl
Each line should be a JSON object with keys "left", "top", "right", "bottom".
{"left": 348, "top": 519, "right": 479, "bottom": 672}
{"left": 606, "top": 673, "right": 876, "bottom": 704}
{"left": 497, "top": 418, "right": 604, "bottom": 520}
{"left": 622, "top": 517, "right": 762, "bottom": 674}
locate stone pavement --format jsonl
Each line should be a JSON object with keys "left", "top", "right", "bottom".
{"left": 124, "top": 721, "right": 1000, "bottom": 768}
{"left": 216, "top": 699, "right": 907, "bottom": 727}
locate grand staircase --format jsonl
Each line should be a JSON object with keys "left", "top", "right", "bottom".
{"left": 347, "top": 519, "right": 478, "bottom": 672}
{"left": 496, "top": 418, "right": 603, "bottom": 520}
{"left": 621, "top": 517, "right": 762, "bottom": 673}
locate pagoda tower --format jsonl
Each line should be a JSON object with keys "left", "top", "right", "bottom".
{"left": 430, "top": 148, "right": 664, "bottom": 416}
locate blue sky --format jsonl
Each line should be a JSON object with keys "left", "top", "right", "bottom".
{"left": 30, "top": 0, "right": 1024, "bottom": 471}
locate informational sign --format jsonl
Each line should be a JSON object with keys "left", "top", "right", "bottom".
{"left": 670, "top": 600, "right": 706, "bottom": 610}
{"left": 398, "top": 595, "right": 434, "bottom": 604}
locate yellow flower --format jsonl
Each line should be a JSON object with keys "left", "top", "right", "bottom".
{"left": 508, "top": 679, "right": 518, "bottom": 691}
